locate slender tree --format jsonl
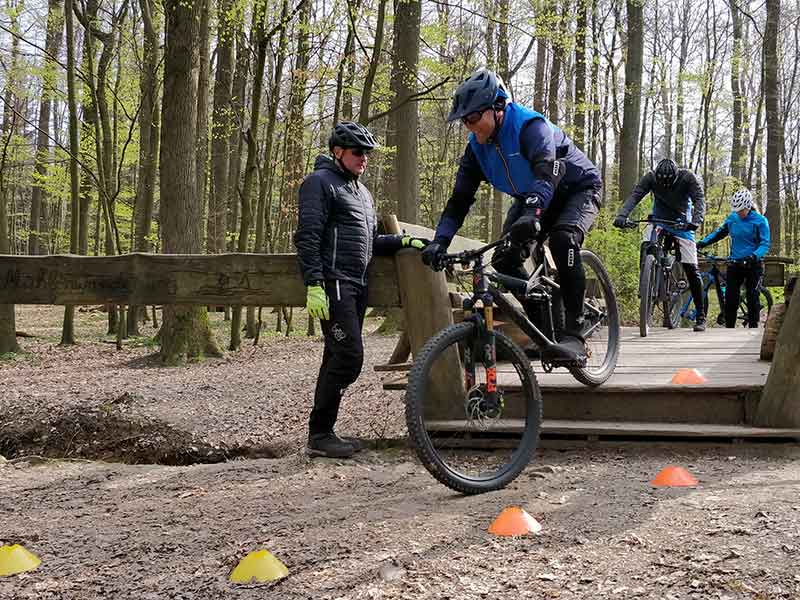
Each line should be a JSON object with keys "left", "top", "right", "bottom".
{"left": 158, "top": 0, "right": 222, "bottom": 363}
{"left": 618, "top": 0, "right": 644, "bottom": 204}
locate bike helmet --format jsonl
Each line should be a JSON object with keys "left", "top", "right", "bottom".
{"left": 446, "top": 69, "right": 510, "bottom": 123}
{"left": 730, "top": 188, "right": 754, "bottom": 212}
{"left": 654, "top": 158, "right": 678, "bottom": 187}
{"left": 328, "top": 121, "right": 378, "bottom": 152}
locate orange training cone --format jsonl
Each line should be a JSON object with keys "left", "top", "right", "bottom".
{"left": 670, "top": 368, "right": 707, "bottom": 384}
{"left": 650, "top": 465, "right": 699, "bottom": 487}
{"left": 488, "top": 506, "right": 542, "bottom": 536}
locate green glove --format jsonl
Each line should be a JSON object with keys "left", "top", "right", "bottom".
{"left": 306, "top": 285, "right": 329, "bottom": 320}
{"left": 401, "top": 236, "right": 430, "bottom": 250}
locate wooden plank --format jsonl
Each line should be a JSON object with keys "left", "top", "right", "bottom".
{"left": 424, "top": 419, "right": 800, "bottom": 439}
{"left": 0, "top": 253, "right": 402, "bottom": 307}
{"left": 374, "top": 362, "right": 413, "bottom": 372}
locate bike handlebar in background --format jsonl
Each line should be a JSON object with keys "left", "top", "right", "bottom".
{"left": 622, "top": 217, "right": 692, "bottom": 231}
{"left": 698, "top": 250, "right": 760, "bottom": 266}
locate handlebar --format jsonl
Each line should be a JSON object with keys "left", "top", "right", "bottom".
{"left": 621, "top": 217, "right": 693, "bottom": 231}
{"left": 437, "top": 234, "right": 510, "bottom": 268}
{"left": 698, "top": 250, "right": 760, "bottom": 265}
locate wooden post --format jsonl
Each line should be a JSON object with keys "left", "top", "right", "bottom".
{"left": 755, "top": 278, "right": 800, "bottom": 426}
{"left": 384, "top": 215, "right": 463, "bottom": 419}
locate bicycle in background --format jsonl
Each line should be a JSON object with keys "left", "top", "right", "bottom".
{"left": 619, "top": 217, "right": 692, "bottom": 337}
{"left": 681, "top": 251, "right": 773, "bottom": 327}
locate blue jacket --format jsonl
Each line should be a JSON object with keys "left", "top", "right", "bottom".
{"left": 699, "top": 209, "right": 770, "bottom": 260}
{"left": 433, "top": 103, "right": 601, "bottom": 244}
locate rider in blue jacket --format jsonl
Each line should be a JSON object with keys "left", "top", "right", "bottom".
{"left": 421, "top": 69, "right": 603, "bottom": 361}
{"left": 697, "top": 188, "right": 771, "bottom": 328}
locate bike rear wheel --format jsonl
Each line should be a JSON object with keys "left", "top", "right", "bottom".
{"left": 569, "top": 250, "right": 620, "bottom": 386}
{"left": 663, "top": 261, "right": 688, "bottom": 328}
{"left": 405, "top": 321, "right": 542, "bottom": 495}
{"left": 639, "top": 255, "right": 658, "bottom": 337}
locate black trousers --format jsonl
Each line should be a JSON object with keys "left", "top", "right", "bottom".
{"left": 724, "top": 261, "right": 763, "bottom": 328}
{"left": 492, "top": 186, "right": 601, "bottom": 331}
{"left": 309, "top": 279, "right": 368, "bottom": 436}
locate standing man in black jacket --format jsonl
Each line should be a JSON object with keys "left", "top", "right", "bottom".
{"left": 294, "top": 121, "right": 427, "bottom": 458}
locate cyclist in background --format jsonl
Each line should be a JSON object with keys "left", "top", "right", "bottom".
{"left": 421, "top": 68, "right": 603, "bottom": 362}
{"left": 697, "top": 189, "right": 770, "bottom": 328}
{"left": 613, "top": 158, "right": 707, "bottom": 332}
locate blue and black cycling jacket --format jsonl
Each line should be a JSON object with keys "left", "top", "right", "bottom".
{"left": 432, "top": 103, "right": 601, "bottom": 245}
{"left": 699, "top": 209, "right": 770, "bottom": 260}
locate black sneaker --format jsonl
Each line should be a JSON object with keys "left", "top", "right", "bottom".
{"left": 307, "top": 432, "right": 355, "bottom": 458}
{"left": 335, "top": 434, "right": 365, "bottom": 453}
{"left": 693, "top": 318, "right": 706, "bottom": 332}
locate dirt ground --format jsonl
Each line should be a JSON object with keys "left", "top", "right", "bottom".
{"left": 2, "top": 306, "right": 800, "bottom": 599}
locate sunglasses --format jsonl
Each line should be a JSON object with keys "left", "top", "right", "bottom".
{"left": 461, "top": 109, "right": 486, "bottom": 125}
{"left": 350, "top": 148, "right": 371, "bottom": 157}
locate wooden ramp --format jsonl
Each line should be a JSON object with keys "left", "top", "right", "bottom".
{"left": 381, "top": 327, "right": 799, "bottom": 441}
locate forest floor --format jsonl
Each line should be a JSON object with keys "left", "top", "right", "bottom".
{"left": 2, "top": 306, "right": 800, "bottom": 599}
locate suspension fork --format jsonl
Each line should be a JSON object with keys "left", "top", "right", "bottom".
{"left": 466, "top": 268, "right": 499, "bottom": 406}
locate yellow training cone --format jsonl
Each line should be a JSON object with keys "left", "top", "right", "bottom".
{"left": 0, "top": 545, "right": 41, "bottom": 576}
{"left": 229, "top": 550, "right": 288, "bottom": 584}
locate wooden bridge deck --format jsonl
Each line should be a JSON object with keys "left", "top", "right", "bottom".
{"left": 381, "top": 327, "right": 798, "bottom": 440}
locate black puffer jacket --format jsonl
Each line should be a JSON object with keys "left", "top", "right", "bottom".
{"left": 294, "top": 155, "right": 402, "bottom": 286}
{"left": 620, "top": 168, "right": 705, "bottom": 227}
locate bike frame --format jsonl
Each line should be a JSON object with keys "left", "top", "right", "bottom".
{"left": 444, "top": 238, "right": 607, "bottom": 372}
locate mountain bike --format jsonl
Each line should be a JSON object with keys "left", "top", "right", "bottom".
{"left": 681, "top": 251, "right": 773, "bottom": 327}
{"left": 405, "top": 235, "right": 620, "bottom": 494}
{"left": 620, "top": 217, "right": 692, "bottom": 337}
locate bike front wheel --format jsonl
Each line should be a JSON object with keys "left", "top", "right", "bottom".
{"left": 639, "top": 254, "right": 659, "bottom": 337}
{"left": 569, "top": 250, "right": 621, "bottom": 386}
{"left": 405, "top": 321, "right": 542, "bottom": 495}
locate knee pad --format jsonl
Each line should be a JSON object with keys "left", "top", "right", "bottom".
{"left": 549, "top": 227, "right": 583, "bottom": 268}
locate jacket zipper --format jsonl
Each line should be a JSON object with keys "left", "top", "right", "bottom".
{"left": 356, "top": 182, "right": 371, "bottom": 286}
{"left": 495, "top": 142, "right": 520, "bottom": 196}
{"left": 332, "top": 226, "right": 338, "bottom": 271}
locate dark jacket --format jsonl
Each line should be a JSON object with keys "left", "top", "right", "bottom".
{"left": 620, "top": 169, "right": 705, "bottom": 230}
{"left": 433, "top": 103, "right": 602, "bottom": 244}
{"left": 294, "top": 155, "right": 402, "bottom": 286}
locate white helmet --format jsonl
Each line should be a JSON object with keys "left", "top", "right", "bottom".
{"left": 730, "top": 189, "right": 753, "bottom": 212}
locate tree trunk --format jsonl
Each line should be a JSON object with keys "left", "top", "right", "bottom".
{"left": 231, "top": 2, "right": 272, "bottom": 349}
{"left": 358, "top": 0, "right": 388, "bottom": 123}
{"left": 247, "top": 0, "right": 290, "bottom": 335}
{"left": 389, "top": 0, "right": 421, "bottom": 222}
{"left": 729, "top": 0, "right": 745, "bottom": 181}
{"left": 618, "top": 0, "right": 644, "bottom": 205}
{"left": 0, "top": 80, "right": 18, "bottom": 353}
{"left": 675, "top": 0, "right": 690, "bottom": 164}
{"left": 128, "top": 0, "right": 160, "bottom": 335}
{"left": 196, "top": 0, "right": 211, "bottom": 237}
{"left": 209, "top": 0, "right": 234, "bottom": 255}
{"left": 29, "top": 0, "right": 64, "bottom": 256}
{"left": 763, "top": 0, "right": 781, "bottom": 254}
{"left": 547, "top": 3, "right": 564, "bottom": 122}
{"left": 227, "top": 26, "right": 249, "bottom": 251}
{"left": 61, "top": 0, "right": 81, "bottom": 346}
{"left": 573, "top": 0, "right": 588, "bottom": 149}
{"left": 158, "top": 0, "right": 221, "bottom": 364}
{"left": 533, "top": 0, "right": 549, "bottom": 113}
